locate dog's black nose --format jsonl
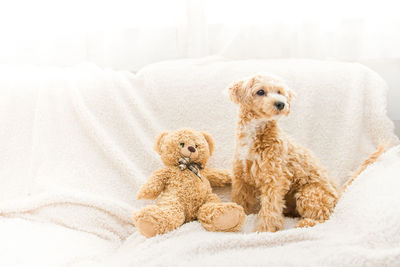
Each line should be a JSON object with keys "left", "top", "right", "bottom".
{"left": 274, "top": 101, "right": 285, "bottom": 111}
{"left": 188, "top": 146, "right": 196, "bottom": 153}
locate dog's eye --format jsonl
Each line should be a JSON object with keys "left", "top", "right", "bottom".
{"left": 180, "top": 143, "right": 185, "bottom": 147}
{"left": 277, "top": 90, "right": 281, "bottom": 94}
{"left": 256, "top": 90, "right": 265, "bottom": 96}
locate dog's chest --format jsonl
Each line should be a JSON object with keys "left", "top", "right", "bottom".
{"left": 237, "top": 137, "right": 253, "bottom": 163}
{"left": 236, "top": 120, "right": 293, "bottom": 184}
{"left": 236, "top": 119, "right": 268, "bottom": 162}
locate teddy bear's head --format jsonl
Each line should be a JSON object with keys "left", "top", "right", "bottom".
{"left": 153, "top": 128, "right": 215, "bottom": 167}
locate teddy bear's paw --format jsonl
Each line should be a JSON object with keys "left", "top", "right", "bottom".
{"left": 136, "top": 188, "right": 158, "bottom": 200}
{"left": 135, "top": 218, "right": 158, "bottom": 238}
{"left": 214, "top": 208, "right": 242, "bottom": 231}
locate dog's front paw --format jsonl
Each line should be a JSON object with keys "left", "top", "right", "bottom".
{"left": 254, "top": 215, "right": 284, "bottom": 232}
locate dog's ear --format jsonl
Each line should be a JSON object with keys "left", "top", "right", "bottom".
{"left": 153, "top": 131, "right": 168, "bottom": 155}
{"left": 284, "top": 87, "right": 296, "bottom": 117}
{"left": 286, "top": 87, "right": 296, "bottom": 106}
{"left": 228, "top": 76, "right": 256, "bottom": 104}
{"left": 227, "top": 80, "right": 243, "bottom": 104}
{"left": 201, "top": 131, "right": 215, "bottom": 156}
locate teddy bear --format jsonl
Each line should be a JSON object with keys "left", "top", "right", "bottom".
{"left": 133, "top": 128, "right": 245, "bottom": 238}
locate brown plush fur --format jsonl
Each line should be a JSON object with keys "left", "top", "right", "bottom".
{"left": 228, "top": 74, "right": 384, "bottom": 232}
{"left": 133, "top": 128, "right": 245, "bottom": 237}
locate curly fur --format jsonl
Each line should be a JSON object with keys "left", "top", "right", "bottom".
{"left": 133, "top": 128, "right": 245, "bottom": 237}
{"left": 228, "top": 74, "right": 384, "bottom": 232}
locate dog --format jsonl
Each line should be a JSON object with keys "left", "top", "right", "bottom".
{"left": 228, "top": 73, "right": 384, "bottom": 232}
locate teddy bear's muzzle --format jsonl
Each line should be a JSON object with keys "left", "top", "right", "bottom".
{"left": 180, "top": 147, "right": 199, "bottom": 159}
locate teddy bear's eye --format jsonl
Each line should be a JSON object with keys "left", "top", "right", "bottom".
{"left": 180, "top": 143, "right": 185, "bottom": 147}
{"left": 195, "top": 144, "right": 198, "bottom": 148}
{"left": 277, "top": 90, "right": 281, "bottom": 94}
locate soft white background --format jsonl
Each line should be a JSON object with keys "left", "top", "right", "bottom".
{"left": 0, "top": 0, "right": 399, "bottom": 133}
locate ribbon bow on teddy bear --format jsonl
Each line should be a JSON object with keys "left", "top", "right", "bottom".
{"left": 178, "top": 157, "right": 203, "bottom": 179}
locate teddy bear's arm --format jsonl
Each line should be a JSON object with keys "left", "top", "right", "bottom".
{"left": 202, "top": 168, "right": 232, "bottom": 187}
{"left": 137, "top": 169, "right": 169, "bottom": 200}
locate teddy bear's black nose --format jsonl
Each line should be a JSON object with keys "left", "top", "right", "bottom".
{"left": 188, "top": 146, "right": 196, "bottom": 153}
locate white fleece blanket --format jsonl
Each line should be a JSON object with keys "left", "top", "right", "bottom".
{"left": 1, "top": 146, "right": 400, "bottom": 267}
{"left": 0, "top": 217, "right": 117, "bottom": 267}
{"left": 0, "top": 57, "right": 398, "bottom": 266}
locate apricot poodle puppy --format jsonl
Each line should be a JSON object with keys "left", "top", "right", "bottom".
{"left": 228, "top": 74, "right": 384, "bottom": 232}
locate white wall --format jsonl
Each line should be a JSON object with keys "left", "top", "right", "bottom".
{"left": 361, "top": 59, "right": 400, "bottom": 136}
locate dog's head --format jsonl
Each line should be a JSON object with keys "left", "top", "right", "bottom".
{"left": 228, "top": 74, "right": 295, "bottom": 120}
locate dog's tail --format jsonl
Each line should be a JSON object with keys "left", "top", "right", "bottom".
{"left": 342, "top": 144, "right": 386, "bottom": 192}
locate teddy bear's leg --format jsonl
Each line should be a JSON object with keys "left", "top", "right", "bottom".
{"left": 197, "top": 193, "right": 245, "bottom": 232}
{"left": 133, "top": 197, "right": 185, "bottom": 238}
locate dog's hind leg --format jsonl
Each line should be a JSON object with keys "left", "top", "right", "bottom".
{"left": 295, "top": 182, "right": 338, "bottom": 227}
{"left": 296, "top": 218, "right": 319, "bottom": 228}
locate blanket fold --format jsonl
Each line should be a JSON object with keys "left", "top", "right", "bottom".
{"left": 0, "top": 192, "right": 136, "bottom": 241}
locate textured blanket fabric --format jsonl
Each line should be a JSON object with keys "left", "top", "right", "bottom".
{"left": 0, "top": 57, "right": 398, "bottom": 266}
{"left": 0, "top": 217, "right": 116, "bottom": 267}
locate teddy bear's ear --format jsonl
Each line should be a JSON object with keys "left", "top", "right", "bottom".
{"left": 201, "top": 131, "right": 215, "bottom": 156}
{"left": 153, "top": 131, "right": 168, "bottom": 155}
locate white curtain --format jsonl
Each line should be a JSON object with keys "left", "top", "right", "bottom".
{"left": 0, "top": 0, "right": 399, "bottom": 71}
